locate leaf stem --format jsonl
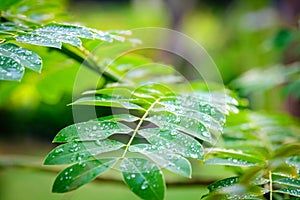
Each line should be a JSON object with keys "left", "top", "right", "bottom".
{"left": 121, "top": 98, "right": 161, "bottom": 159}
{"left": 269, "top": 171, "right": 272, "bottom": 200}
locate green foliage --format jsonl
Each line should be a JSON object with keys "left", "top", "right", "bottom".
{"left": 1, "top": 1, "right": 300, "bottom": 200}
{"left": 0, "top": 20, "right": 130, "bottom": 81}
{"left": 201, "top": 111, "right": 300, "bottom": 199}
{"left": 230, "top": 63, "right": 300, "bottom": 98}
{"left": 44, "top": 82, "right": 238, "bottom": 199}
{"left": 0, "top": 43, "right": 42, "bottom": 80}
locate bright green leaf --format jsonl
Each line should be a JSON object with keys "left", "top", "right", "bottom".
{"left": 0, "top": 56, "right": 24, "bottom": 81}
{"left": 0, "top": 43, "right": 42, "bottom": 72}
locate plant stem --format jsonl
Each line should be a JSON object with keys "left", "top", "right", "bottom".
{"left": 58, "top": 45, "right": 127, "bottom": 83}
{"left": 121, "top": 98, "right": 161, "bottom": 159}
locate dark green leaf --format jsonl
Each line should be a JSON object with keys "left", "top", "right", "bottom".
{"left": 148, "top": 114, "right": 214, "bottom": 144}
{"left": 139, "top": 128, "right": 204, "bottom": 159}
{"left": 53, "top": 158, "right": 116, "bottom": 193}
{"left": 273, "top": 177, "right": 300, "bottom": 188}
{"left": 121, "top": 158, "right": 165, "bottom": 200}
{"left": 44, "top": 140, "right": 124, "bottom": 165}
{"left": 129, "top": 144, "right": 192, "bottom": 178}
{"left": 208, "top": 177, "right": 239, "bottom": 192}
{"left": 275, "top": 187, "right": 300, "bottom": 197}
{"left": 71, "top": 96, "right": 144, "bottom": 110}
{"left": 53, "top": 119, "right": 132, "bottom": 142}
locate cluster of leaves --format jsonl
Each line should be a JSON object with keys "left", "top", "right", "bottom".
{"left": 0, "top": 20, "right": 131, "bottom": 81}
{"left": 202, "top": 111, "right": 300, "bottom": 199}
{"left": 1, "top": 3, "right": 241, "bottom": 200}
{"left": 44, "top": 81, "right": 238, "bottom": 199}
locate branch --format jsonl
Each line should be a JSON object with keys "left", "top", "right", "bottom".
{"left": 0, "top": 155, "right": 214, "bottom": 187}
{"left": 56, "top": 45, "right": 128, "bottom": 83}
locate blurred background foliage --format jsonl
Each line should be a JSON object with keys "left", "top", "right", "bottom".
{"left": 0, "top": 0, "right": 300, "bottom": 199}
{"left": 1, "top": 0, "right": 298, "bottom": 139}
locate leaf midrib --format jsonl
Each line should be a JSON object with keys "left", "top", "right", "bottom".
{"left": 121, "top": 97, "right": 161, "bottom": 159}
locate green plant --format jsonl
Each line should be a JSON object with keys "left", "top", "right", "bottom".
{"left": 0, "top": 1, "right": 299, "bottom": 200}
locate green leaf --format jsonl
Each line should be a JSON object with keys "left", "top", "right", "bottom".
{"left": 160, "top": 95, "right": 229, "bottom": 122}
{"left": 16, "top": 34, "right": 62, "bottom": 48}
{"left": 84, "top": 87, "right": 133, "bottom": 97}
{"left": 53, "top": 118, "right": 132, "bottom": 142}
{"left": 15, "top": 23, "right": 94, "bottom": 48}
{"left": 53, "top": 158, "right": 116, "bottom": 193}
{"left": 0, "top": 43, "right": 42, "bottom": 72}
{"left": 273, "top": 177, "right": 300, "bottom": 188}
{"left": 139, "top": 128, "right": 204, "bottom": 159}
{"left": 273, "top": 143, "right": 300, "bottom": 158}
{"left": 203, "top": 184, "right": 267, "bottom": 200}
{"left": 275, "top": 187, "right": 300, "bottom": 197}
{"left": 0, "top": 56, "right": 24, "bottom": 81}
{"left": 206, "top": 148, "right": 265, "bottom": 163}
{"left": 35, "top": 23, "right": 94, "bottom": 39}
{"left": 204, "top": 157, "right": 258, "bottom": 167}
{"left": 70, "top": 96, "right": 144, "bottom": 110}
{"left": 155, "top": 102, "right": 223, "bottom": 133}
{"left": 129, "top": 144, "right": 192, "bottom": 178}
{"left": 208, "top": 177, "right": 239, "bottom": 192}
{"left": 148, "top": 114, "right": 214, "bottom": 144}
{"left": 0, "top": 22, "right": 30, "bottom": 32}
{"left": 44, "top": 140, "right": 124, "bottom": 165}
{"left": 15, "top": 23, "right": 130, "bottom": 49}
{"left": 121, "top": 158, "right": 165, "bottom": 200}
{"left": 93, "top": 114, "right": 139, "bottom": 122}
